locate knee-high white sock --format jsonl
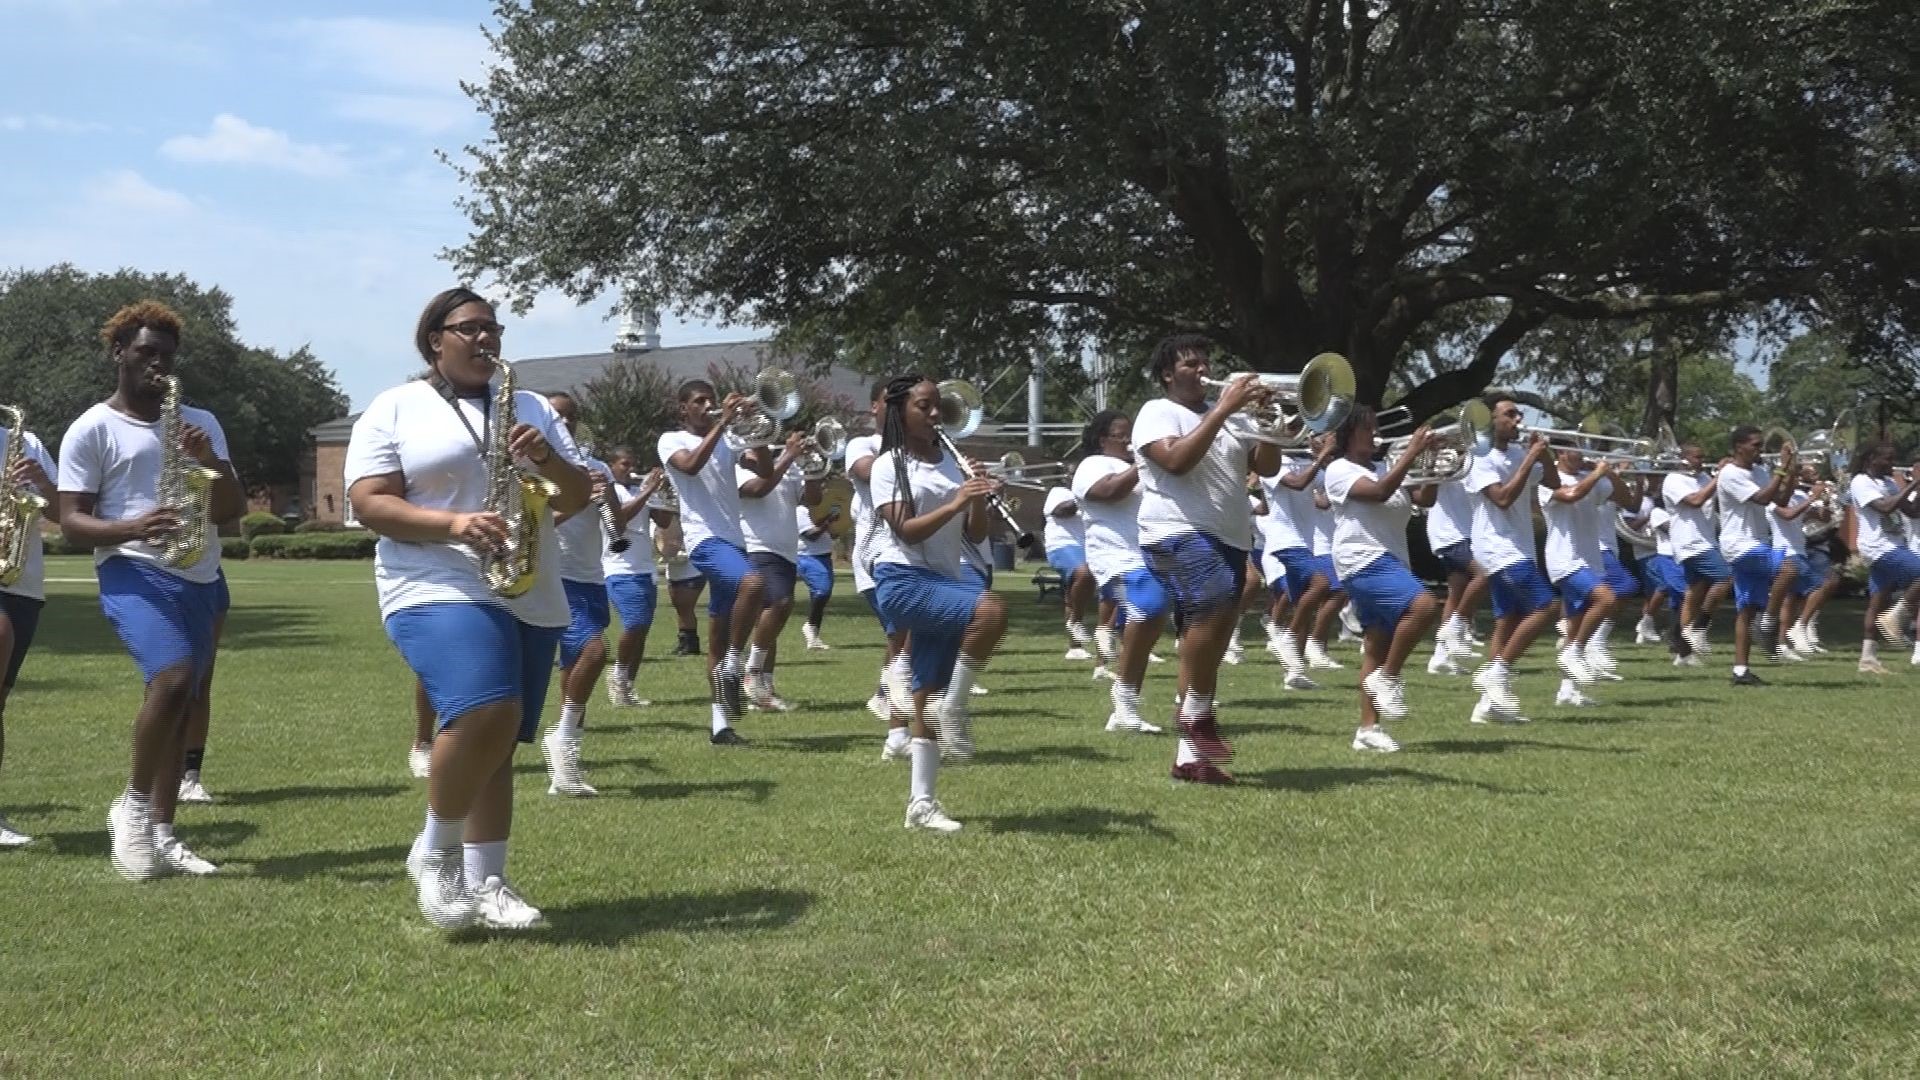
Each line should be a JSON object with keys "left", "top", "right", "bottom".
{"left": 558, "top": 701, "right": 584, "bottom": 737}
{"left": 948, "top": 656, "right": 980, "bottom": 701}
{"left": 711, "top": 703, "right": 730, "bottom": 735}
{"left": 1094, "top": 625, "right": 1116, "bottom": 664}
{"left": 463, "top": 840, "right": 506, "bottom": 884}
{"left": 1595, "top": 619, "right": 1614, "bottom": 647}
{"left": 909, "top": 737, "right": 938, "bottom": 803}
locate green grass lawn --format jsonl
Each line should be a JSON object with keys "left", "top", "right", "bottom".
{"left": 4, "top": 555, "right": 1919, "bottom": 1076}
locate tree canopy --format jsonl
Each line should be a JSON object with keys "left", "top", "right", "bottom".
{"left": 453, "top": 0, "right": 1917, "bottom": 421}
{"left": 0, "top": 265, "right": 349, "bottom": 490}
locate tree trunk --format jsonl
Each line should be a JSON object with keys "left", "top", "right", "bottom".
{"left": 1643, "top": 326, "right": 1678, "bottom": 437}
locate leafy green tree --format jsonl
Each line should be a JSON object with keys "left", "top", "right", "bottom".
{"left": 1765, "top": 331, "right": 1920, "bottom": 450}
{"left": 0, "top": 265, "right": 348, "bottom": 489}
{"left": 453, "top": 0, "right": 1917, "bottom": 420}
{"left": 573, "top": 358, "right": 859, "bottom": 468}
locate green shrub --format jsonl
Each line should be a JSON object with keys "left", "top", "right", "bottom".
{"left": 240, "top": 511, "right": 286, "bottom": 540}
{"left": 293, "top": 519, "right": 346, "bottom": 534}
{"left": 251, "top": 531, "right": 377, "bottom": 559}
{"left": 220, "top": 537, "right": 251, "bottom": 560}
{"left": 41, "top": 530, "right": 86, "bottom": 557}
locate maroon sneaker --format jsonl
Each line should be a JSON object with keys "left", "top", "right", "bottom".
{"left": 1175, "top": 710, "right": 1232, "bottom": 764}
{"left": 1170, "top": 761, "right": 1235, "bottom": 785}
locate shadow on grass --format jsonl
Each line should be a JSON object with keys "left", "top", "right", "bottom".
{"left": 533, "top": 887, "right": 813, "bottom": 947}
{"left": 221, "top": 783, "right": 408, "bottom": 806}
{"left": 1239, "top": 766, "right": 1534, "bottom": 795}
{"left": 41, "top": 819, "right": 259, "bottom": 859}
{"left": 1223, "top": 720, "right": 1320, "bottom": 737}
{"left": 977, "top": 807, "right": 1175, "bottom": 841}
{"left": 764, "top": 732, "right": 871, "bottom": 755}
{"left": 968, "top": 744, "right": 1119, "bottom": 766}
{"left": 1411, "top": 739, "right": 1640, "bottom": 756}
{"left": 614, "top": 778, "right": 775, "bottom": 804}
{"left": 1, "top": 801, "right": 81, "bottom": 817}
{"left": 245, "top": 842, "right": 410, "bottom": 881}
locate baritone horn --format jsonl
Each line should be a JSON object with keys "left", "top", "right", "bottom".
{"left": 796, "top": 416, "right": 849, "bottom": 480}
{"left": 934, "top": 379, "right": 1036, "bottom": 549}
{"left": 1376, "top": 400, "right": 1491, "bottom": 484}
{"left": 705, "top": 367, "right": 804, "bottom": 449}
{"left": 1201, "top": 352, "right": 1356, "bottom": 445}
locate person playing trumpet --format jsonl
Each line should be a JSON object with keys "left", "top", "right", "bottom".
{"left": 1535, "top": 442, "right": 1623, "bottom": 706}
{"left": 1464, "top": 396, "right": 1561, "bottom": 723}
{"left": 737, "top": 428, "right": 822, "bottom": 711}
{"left": 1767, "top": 463, "right": 1831, "bottom": 662}
{"left": 1714, "top": 426, "right": 1795, "bottom": 686}
{"left": 1849, "top": 441, "right": 1920, "bottom": 673}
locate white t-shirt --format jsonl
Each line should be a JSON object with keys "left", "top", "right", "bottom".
{"left": 797, "top": 505, "right": 834, "bottom": 557}
{"left": 1257, "top": 459, "right": 1315, "bottom": 554}
{"left": 1650, "top": 507, "right": 1674, "bottom": 559}
{"left": 0, "top": 428, "right": 55, "bottom": 601}
{"left": 1072, "top": 455, "right": 1145, "bottom": 586}
{"left": 869, "top": 448, "right": 972, "bottom": 576}
{"left": 736, "top": 464, "right": 803, "bottom": 561}
{"left": 1464, "top": 442, "right": 1541, "bottom": 573}
{"left": 1131, "top": 397, "right": 1255, "bottom": 552}
{"left": 343, "top": 379, "right": 575, "bottom": 626}
{"left": 1714, "top": 462, "right": 1772, "bottom": 560}
{"left": 657, "top": 429, "right": 744, "bottom": 551}
{"left": 553, "top": 456, "right": 610, "bottom": 584}
{"left": 1323, "top": 458, "right": 1413, "bottom": 579}
{"left": 1582, "top": 474, "right": 1615, "bottom": 565}
{"left": 1620, "top": 495, "right": 1657, "bottom": 554}
{"left": 1042, "top": 486, "right": 1085, "bottom": 554}
{"left": 1851, "top": 474, "right": 1903, "bottom": 562}
{"left": 844, "top": 433, "right": 884, "bottom": 592}
{"left": 601, "top": 480, "right": 659, "bottom": 578}
{"left": 1425, "top": 476, "right": 1474, "bottom": 552}
{"left": 1309, "top": 490, "right": 1334, "bottom": 556}
{"left": 1660, "top": 471, "right": 1716, "bottom": 561}
{"left": 1771, "top": 490, "right": 1807, "bottom": 556}
{"left": 1535, "top": 473, "right": 1610, "bottom": 581}
{"left": 57, "top": 401, "right": 232, "bottom": 585}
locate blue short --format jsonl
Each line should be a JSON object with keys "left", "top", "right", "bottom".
{"left": 1868, "top": 548, "right": 1920, "bottom": 597}
{"left": 1344, "top": 554, "right": 1427, "bottom": 633}
{"left": 1488, "top": 559, "right": 1556, "bottom": 619}
{"left": 1, "top": 592, "right": 44, "bottom": 687}
{"left": 690, "top": 537, "right": 757, "bottom": 618}
{"left": 1047, "top": 544, "right": 1087, "bottom": 577}
{"left": 860, "top": 587, "right": 900, "bottom": 636}
{"left": 1768, "top": 550, "right": 1819, "bottom": 599}
{"left": 1267, "top": 547, "right": 1317, "bottom": 603}
{"left": 1142, "top": 532, "right": 1246, "bottom": 622}
{"left": 964, "top": 562, "right": 992, "bottom": 589}
{"left": 1433, "top": 540, "right": 1475, "bottom": 576}
{"left": 1601, "top": 552, "right": 1640, "bottom": 600}
{"left": 1553, "top": 566, "right": 1607, "bottom": 618}
{"left": 559, "top": 579, "right": 611, "bottom": 669}
{"left": 97, "top": 557, "right": 223, "bottom": 686}
{"left": 1642, "top": 554, "right": 1686, "bottom": 605}
{"left": 750, "top": 550, "right": 797, "bottom": 606}
{"left": 873, "top": 563, "right": 986, "bottom": 693}
{"left": 386, "top": 602, "right": 562, "bottom": 742}
{"left": 1805, "top": 548, "right": 1833, "bottom": 586}
{"left": 1728, "top": 549, "right": 1773, "bottom": 612}
{"left": 214, "top": 571, "right": 231, "bottom": 616}
{"left": 1311, "top": 554, "right": 1345, "bottom": 596}
{"left": 1681, "top": 549, "right": 1732, "bottom": 584}
{"left": 797, "top": 553, "right": 834, "bottom": 598}
{"left": 606, "top": 572, "right": 658, "bottom": 629}
{"left": 1110, "top": 567, "right": 1172, "bottom": 626}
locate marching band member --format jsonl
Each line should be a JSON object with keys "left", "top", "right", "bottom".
{"left": 1768, "top": 463, "right": 1829, "bottom": 662}
{"left": 1783, "top": 462, "right": 1841, "bottom": 656}
{"left": 602, "top": 449, "right": 670, "bottom": 705}
{"left": 1662, "top": 444, "right": 1727, "bottom": 658}
{"left": 347, "top": 287, "right": 588, "bottom": 929}
{"left": 1621, "top": 493, "right": 1665, "bottom": 645}
{"left": 796, "top": 503, "right": 839, "bottom": 650}
{"left": 845, "top": 382, "right": 913, "bottom": 756}
{"left": 737, "top": 430, "right": 820, "bottom": 711}
{"left": 1302, "top": 483, "right": 1350, "bottom": 670}
{"left": 59, "top": 300, "right": 244, "bottom": 881}
{"left": 1849, "top": 442, "right": 1920, "bottom": 673}
{"left": 1713, "top": 426, "right": 1794, "bottom": 686}
{"left": 1464, "top": 396, "right": 1559, "bottom": 723}
{"left": 1641, "top": 504, "right": 1694, "bottom": 664}
{"left": 1042, "top": 485, "right": 1097, "bottom": 661}
{"left": 0, "top": 411, "right": 55, "bottom": 848}
{"left": 1324, "top": 410, "right": 1439, "bottom": 751}
{"left": 1072, "top": 410, "right": 1167, "bottom": 735}
{"left": 1536, "top": 444, "right": 1618, "bottom": 705}
{"left": 540, "top": 391, "right": 616, "bottom": 796}
{"left": 656, "top": 515, "right": 706, "bottom": 656}
{"left": 869, "top": 374, "right": 1009, "bottom": 830}
{"left": 1588, "top": 469, "right": 1642, "bottom": 679}
{"left": 658, "top": 380, "right": 767, "bottom": 746}
{"left": 1425, "top": 468, "right": 1489, "bottom": 673}
{"left": 1131, "top": 335, "right": 1281, "bottom": 781}
{"left": 1259, "top": 439, "right": 1335, "bottom": 688}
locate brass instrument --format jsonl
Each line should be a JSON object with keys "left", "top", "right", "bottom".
{"left": 934, "top": 379, "right": 1035, "bottom": 549}
{"left": 156, "top": 377, "right": 220, "bottom": 568}
{"left": 796, "top": 417, "right": 849, "bottom": 480}
{"left": 1376, "top": 400, "right": 1491, "bottom": 485}
{"left": 0, "top": 405, "right": 47, "bottom": 586}
{"left": 709, "top": 368, "right": 805, "bottom": 451}
{"left": 985, "top": 451, "right": 1072, "bottom": 490}
{"left": 1201, "top": 352, "right": 1356, "bottom": 445}
{"left": 479, "top": 360, "right": 559, "bottom": 597}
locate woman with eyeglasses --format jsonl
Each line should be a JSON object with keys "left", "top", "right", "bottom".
{"left": 346, "top": 287, "right": 589, "bottom": 931}
{"left": 1070, "top": 409, "right": 1168, "bottom": 736}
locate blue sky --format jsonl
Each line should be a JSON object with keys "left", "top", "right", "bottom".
{"left": 0, "top": 0, "right": 752, "bottom": 410}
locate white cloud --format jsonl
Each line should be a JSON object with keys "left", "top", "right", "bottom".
{"left": 84, "top": 170, "right": 193, "bottom": 215}
{"left": 159, "top": 114, "right": 349, "bottom": 177}
{"left": 0, "top": 113, "right": 109, "bottom": 134}
{"left": 333, "top": 93, "right": 477, "bottom": 136}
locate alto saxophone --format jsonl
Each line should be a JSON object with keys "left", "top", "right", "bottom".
{"left": 0, "top": 405, "right": 48, "bottom": 587}
{"left": 156, "top": 377, "right": 220, "bottom": 568}
{"left": 479, "top": 360, "right": 559, "bottom": 597}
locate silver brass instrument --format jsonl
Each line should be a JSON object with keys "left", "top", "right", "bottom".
{"left": 796, "top": 416, "right": 848, "bottom": 480}
{"left": 1615, "top": 511, "right": 1657, "bottom": 548}
{"left": 706, "top": 367, "right": 804, "bottom": 451}
{"left": 1801, "top": 483, "right": 1840, "bottom": 543}
{"left": 573, "top": 429, "right": 631, "bottom": 555}
{"left": 0, "top": 405, "right": 47, "bottom": 586}
{"left": 935, "top": 379, "right": 1036, "bottom": 550}
{"left": 479, "top": 359, "right": 559, "bottom": 597}
{"left": 156, "top": 376, "right": 220, "bottom": 568}
{"left": 1201, "top": 352, "right": 1356, "bottom": 445}
{"left": 1376, "top": 400, "right": 1491, "bottom": 485}
{"left": 985, "top": 451, "right": 1072, "bottom": 491}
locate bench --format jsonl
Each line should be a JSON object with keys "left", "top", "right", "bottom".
{"left": 1031, "top": 568, "right": 1064, "bottom": 602}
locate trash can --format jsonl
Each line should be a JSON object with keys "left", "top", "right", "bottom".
{"left": 991, "top": 539, "right": 1016, "bottom": 571}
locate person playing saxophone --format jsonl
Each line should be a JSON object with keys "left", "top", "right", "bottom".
{"left": 0, "top": 405, "right": 56, "bottom": 849}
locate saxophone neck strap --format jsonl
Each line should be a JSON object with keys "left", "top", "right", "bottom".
{"left": 426, "top": 369, "right": 492, "bottom": 456}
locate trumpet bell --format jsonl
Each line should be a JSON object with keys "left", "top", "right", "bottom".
{"left": 811, "top": 416, "right": 849, "bottom": 460}
{"left": 936, "top": 380, "right": 984, "bottom": 439}
{"left": 754, "top": 368, "right": 804, "bottom": 421}
{"left": 1295, "top": 353, "right": 1356, "bottom": 433}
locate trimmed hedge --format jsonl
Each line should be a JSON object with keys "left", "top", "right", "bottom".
{"left": 250, "top": 531, "right": 377, "bottom": 559}
{"left": 240, "top": 511, "right": 286, "bottom": 540}
{"left": 220, "top": 537, "right": 251, "bottom": 560}
{"left": 293, "top": 519, "right": 347, "bottom": 533}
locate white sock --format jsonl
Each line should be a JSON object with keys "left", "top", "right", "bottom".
{"left": 746, "top": 645, "right": 767, "bottom": 675}
{"left": 1863, "top": 641, "right": 1879, "bottom": 662}
{"left": 616, "top": 661, "right": 635, "bottom": 683}
{"left": 885, "top": 726, "right": 910, "bottom": 749}
{"left": 463, "top": 840, "right": 506, "bottom": 884}
{"left": 1094, "top": 625, "right": 1116, "bottom": 663}
{"left": 1558, "top": 678, "right": 1575, "bottom": 696}
{"left": 710, "top": 703, "right": 730, "bottom": 735}
{"left": 154, "top": 822, "right": 175, "bottom": 842}
{"left": 1174, "top": 738, "right": 1201, "bottom": 766}
{"left": 1228, "top": 628, "right": 1242, "bottom": 649}
{"left": 1442, "top": 615, "right": 1464, "bottom": 640}
{"left": 1180, "top": 691, "right": 1212, "bottom": 720}
{"left": 1595, "top": 619, "right": 1613, "bottom": 647}
{"left": 723, "top": 646, "right": 743, "bottom": 675}
{"left": 1733, "top": 664, "right": 1750, "bottom": 676}
{"left": 558, "top": 701, "right": 584, "bottom": 737}
{"left": 948, "top": 657, "right": 980, "bottom": 702}
{"left": 908, "top": 738, "right": 938, "bottom": 803}
{"left": 422, "top": 808, "right": 463, "bottom": 850}
{"left": 123, "top": 786, "right": 152, "bottom": 810}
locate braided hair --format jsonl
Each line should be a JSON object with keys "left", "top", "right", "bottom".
{"left": 878, "top": 373, "right": 930, "bottom": 525}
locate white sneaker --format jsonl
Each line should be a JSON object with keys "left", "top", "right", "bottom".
{"left": 1284, "top": 671, "right": 1321, "bottom": 691}
{"left": 802, "top": 625, "right": 829, "bottom": 651}
{"left": 1469, "top": 694, "right": 1492, "bottom": 725}
{"left": 1426, "top": 649, "right": 1464, "bottom": 676}
{"left": 411, "top": 845, "right": 480, "bottom": 930}
{"left": 541, "top": 728, "right": 598, "bottom": 797}
{"left": 0, "top": 816, "right": 33, "bottom": 848}
{"left": 1555, "top": 686, "right": 1598, "bottom": 707}
{"left": 1351, "top": 726, "right": 1400, "bottom": 752}
{"left": 108, "top": 795, "right": 159, "bottom": 882}
{"left": 880, "top": 736, "right": 911, "bottom": 761}
{"left": 1223, "top": 645, "right": 1244, "bottom": 665}
{"left": 1879, "top": 603, "right": 1913, "bottom": 647}
{"left": 1682, "top": 626, "right": 1712, "bottom": 655}
{"left": 1804, "top": 620, "right": 1828, "bottom": 653}
{"left": 177, "top": 772, "right": 214, "bottom": 804}
{"left": 905, "top": 798, "right": 962, "bottom": 833}
{"left": 1304, "top": 642, "right": 1344, "bottom": 670}
{"left": 1473, "top": 665, "right": 1520, "bottom": 718}
{"left": 745, "top": 674, "right": 780, "bottom": 711}
{"left": 1557, "top": 647, "right": 1594, "bottom": 686}
{"left": 1673, "top": 653, "right": 1703, "bottom": 667}
{"left": 1586, "top": 644, "right": 1623, "bottom": 681}
{"left": 475, "top": 876, "right": 547, "bottom": 930}
{"left": 408, "top": 744, "right": 432, "bottom": 780}
{"left": 1361, "top": 670, "right": 1408, "bottom": 719}
{"left": 932, "top": 698, "right": 974, "bottom": 763}
{"left": 1090, "top": 665, "right": 1114, "bottom": 681}
{"left": 968, "top": 683, "right": 989, "bottom": 695}
{"left": 1634, "top": 618, "right": 1662, "bottom": 645}
{"left": 866, "top": 692, "right": 890, "bottom": 722}
{"left": 157, "top": 836, "right": 219, "bottom": 876}
{"left": 1784, "top": 623, "right": 1810, "bottom": 654}
{"left": 605, "top": 670, "right": 629, "bottom": 707}
{"left": 1063, "top": 646, "right": 1093, "bottom": 662}
{"left": 1777, "top": 644, "right": 1807, "bottom": 664}
{"left": 760, "top": 687, "right": 796, "bottom": 712}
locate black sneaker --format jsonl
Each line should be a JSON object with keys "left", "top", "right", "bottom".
{"left": 673, "top": 631, "right": 700, "bottom": 657}
{"left": 1731, "top": 670, "right": 1767, "bottom": 687}
{"left": 710, "top": 727, "right": 748, "bottom": 746}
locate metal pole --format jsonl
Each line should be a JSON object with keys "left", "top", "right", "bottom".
{"left": 1027, "top": 361, "right": 1043, "bottom": 448}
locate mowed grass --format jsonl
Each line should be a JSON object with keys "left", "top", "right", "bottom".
{"left": 4, "top": 556, "right": 1920, "bottom": 1077}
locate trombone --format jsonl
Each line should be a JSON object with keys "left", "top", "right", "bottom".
{"left": 984, "top": 451, "right": 1072, "bottom": 491}
{"left": 935, "top": 379, "right": 1037, "bottom": 549}
{"left": 1200, "top": 352, "right": 1356, "bottom": 446}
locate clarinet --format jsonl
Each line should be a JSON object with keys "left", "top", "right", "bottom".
{"left": 935, "top": 426, "right": 1035, "bottom": 550}
{"left": 597, "top": 477, "right": 632, "bottom": 554}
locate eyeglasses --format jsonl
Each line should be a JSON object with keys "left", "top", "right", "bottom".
{"left": 441, "top": 320, "right": 506, "bottom": 338}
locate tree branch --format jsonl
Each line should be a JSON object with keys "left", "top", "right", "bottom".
{"left": 1383, "top": 304, "right": 1548, "bottom": 417}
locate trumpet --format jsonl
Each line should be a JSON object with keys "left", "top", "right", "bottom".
{"left": 935, "top": 380, "right": 1036, "bottom": 549}
{"left": 795, "top": 416, "right": 849, "bottom": 480}
{"left": 1200, "top": 352, "right": 1356, "bottom": 445}
{"left": 1374, "top": 400, "right": 1491, "bottom": 484}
